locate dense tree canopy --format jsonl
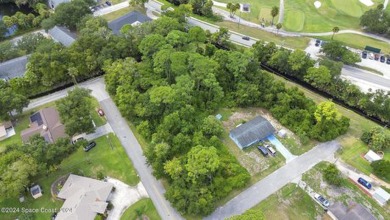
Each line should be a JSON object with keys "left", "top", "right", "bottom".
{"left": 56, "top": 87, "right": 95, "bottom": 136}
{"left": 0, "top": 83, "right": 29, "bottom": 120}
{"left": 360, "top": 6, "right": 390, "bottom": 36}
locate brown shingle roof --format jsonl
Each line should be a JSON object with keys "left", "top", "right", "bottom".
{"left": 21, "top": 107, "right": 66, "bottom": 143}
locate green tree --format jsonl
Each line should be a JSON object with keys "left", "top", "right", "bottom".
{"left": 304, "top": 66, "right": 332, "bottom": 88}
{"left": 201, "top": 115, "right": 224, "bottom": 138}
{"left": 0, "top": 150, "right": 38, "bottom": 198}
{"left": 139, "top": 34, "right": 168, "bottom": 57}
{"left": 331, "top": 26, "right": 339, "bottom": 40}
{"left": 226, "top": 3, "right": 240, "bottom": 17}
{"left": 371, "top": 160, "right": 390, "bottom": 181}
{"left": 53, "top": 0, "right": 94, "bottom": 30}
{"left": 271, "top": 6, "right": 279, "bottom": 26}
{"left": 287, "top": 49, "right": 314, "bottom": 77}
{"left": 0, "top": 86, "right": 29, "bottom": 120}
{"left": 0, "top": 21, "right": 8, "bottom": 40}
{"left": 56, "top": 87, "right": 95, "bottom": 136}
{"left": 129, "top": 0, "right": 148, "bottom": 8}
{"left": 276, "top": 23, "right": 282, "bottom": 33}
{"left": 185, "top": 145, "right": 220, "bottom": 184}
{"left": 323, "top": 164, "right": 342, "bottom": 186}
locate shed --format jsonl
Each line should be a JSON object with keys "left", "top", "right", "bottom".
{"left": 277, "top": 129, "right": 287, "bottom": 138}
{"left": 373, "top": 188, "right": 390, "bottom": 206}
{"left": 364, "top": 150, "right": 381, "bottom": 163}
{"left": 230, "top": 116, "right": 275, "bottom": 149}
{"left": 30, "top": 185, "right": 43, "bottom": 199}
{"left": 364, "top": 46, "right": 381, "bottom": 54}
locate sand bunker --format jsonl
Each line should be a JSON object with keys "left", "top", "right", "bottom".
{"left": 314, "top": 1, "right": 321, "bottom": 9}
{"left": 359, "top": 0, "right": 374, "bottom": 7}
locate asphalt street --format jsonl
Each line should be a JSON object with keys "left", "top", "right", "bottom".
{"left": 342, "top": 65, "right": 390, "bottom": 91}
{"left": 204, "top": 141, "right": 340, "bottom": 220}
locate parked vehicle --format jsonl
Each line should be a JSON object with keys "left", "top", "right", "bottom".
{"left": 380, "top": 56, "right": 385, "bottom": 63}
{"left": 267, "top": 146, "right": 276, "bottom": 156}
{"left": 314, "top": 193, "right": 330, "bottom": 207}
{"left": 84, "top": 141, "right": 96, "bottom": 152}
{"left": 106, "top": 1, "right": 112, "bottom": 6}
{"left": 361, "top": 51, "right": 367, "bottom": 59}
{"left": 257, "top": 146, "right": 269, "bottom": 157}
{"left": 72, "top": 137, "right": 85, "bottom": 145}
{"left": 368, "top": 53, "right": 374, "bottom": 60}
{"left": 98, "top": 108, "right": 105, "bottom": 116}
{"left": 374, "top": 54, "right": 380, "bottom": 61}
{"left": 387, "top": 57, "right": 390, "bottom": 64}
{"left": 242, "top": 36, "right": 250, "bottom": 40}
{"left": 357, "top": 177, "right": 372, "bottom": 189}
{"left": 315, "top": 39, "right": 321, "bottom": 47}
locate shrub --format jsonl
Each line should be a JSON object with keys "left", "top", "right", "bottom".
{"left": 371, "top": 160, "right": 390, "bottom": 182}
{"left": 322, "top": 164, "right": 342, "bottom": 186}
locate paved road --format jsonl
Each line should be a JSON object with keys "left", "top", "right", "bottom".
{"left": 278, "top": 0, "right": 284, "bottom": 24}
{"left": 25, "top": 77, "right": 183, "bottom": 220}
{"left": 204, "top": 141, "right": 340, "bottom": 220}
{"left": 100, "top": 98, "right": 183, "bottom": 220}
{"left": 342, "top": 65, "right": 390, "bottom": 91}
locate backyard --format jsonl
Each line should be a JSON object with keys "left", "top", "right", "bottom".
{"left": 0, "top": 133, "right": 139, "bottom": 220}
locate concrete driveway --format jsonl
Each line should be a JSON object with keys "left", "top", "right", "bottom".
{"left": 204, "top": 141, "right": 340, "bottom": 220}
{"left": 267, "top": 135, "right": 297, "bottom": 163}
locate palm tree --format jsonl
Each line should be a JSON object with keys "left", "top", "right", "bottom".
{"left": 276, "top": 23, "right": 282, "bottom": 34}
{"left": 331, "top": 26, "right": 339, "bottom": 40}
{"left": 271, "top": 6, "right": 279, "bottom": 26}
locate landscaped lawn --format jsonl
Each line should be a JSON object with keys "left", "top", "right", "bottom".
{"left": 238, "top": 183, "right": 323, "bottom": 219}
{"left": 284, "top": 9, "right": 305, "bottom": 31}
{"left": 0, "top": 133, "right": 139, "bottom": 220}
{"left": 318, "top": 33, "right": 390, "bottom": 54}
{"left": 121, "top": 198, "right": 161, "bottom": 220}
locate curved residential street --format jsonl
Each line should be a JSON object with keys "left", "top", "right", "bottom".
{"left": 204, "top": 141, "right": 340, "bottom": 220}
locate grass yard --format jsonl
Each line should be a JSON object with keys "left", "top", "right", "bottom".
{"left": 89, "top": 97, "right": 106, "bottom": 127}
{"left": 284, "top": 10, "right": 305, "bottom": 31}
{"left": 318, "top": 34, "right": 390, "bottom": 54}
{"left": 217, "top": 0, "right": 380, "bottom": 32}
{"left": 0, "top": 133, "right": 139, "bottom": 220}
{"left": 101, "top": 6, "right": 146, "bottom": 21}
{"left": 279, "top": 136, "right": 316, "bottom": 155}
{"left": 121, "top": 199, "right": 161, "bottom": 220}
{"left": 239, "top": 183, "right": 323, "bottom": 220}
{"left": 302, "top": 162, "right": 390, "bottom": 219}
{"left": 216, "top": 21, "right": 310, "bottom": 49}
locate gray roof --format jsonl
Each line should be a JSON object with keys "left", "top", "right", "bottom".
{"left": 108, "top": 11, "right": 152, "bottom": 35}
{"left": 56, "top": 174, "right": 113, "bottom": 220}
{"left": 0, "top": 55, "right": 28, "bottom": 80}
{"left": 48, "top": 0, "right": 70, "bottom": 9}
{"left": 329, "top": 202, "right": 377, "bottom": 220}
{"left": 230, "top": 116, "right": 275, "bottom": 149}
{"left": 48, "top": 26, "right": 77, "bottom": 47}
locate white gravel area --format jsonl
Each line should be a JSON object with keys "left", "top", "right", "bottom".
{"left": 106, "top": 177, "right": 149, "bottom": 220}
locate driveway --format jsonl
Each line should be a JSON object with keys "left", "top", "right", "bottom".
{"left": 84, "top": 123, "right": 113, "bottom": 141}
{"left": 107, "top": 178, "right": 149, "bottom": 220}
{"left": 204, "top": 141, "right": 339, "bottom": 220}
{"left": 267, "top": 135, "right": 297, "bottom": 163}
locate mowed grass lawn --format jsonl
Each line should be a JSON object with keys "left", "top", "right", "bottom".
{"left": 121, "top": 199, "right": 161, "bottom": 220}
{"left": 101, "top": 6, "right": 146, "bottom": 21}
{"left": 218, "top": 0, "right": 380, "bottom": 32}
{"left": 239, "top": 183, "right": 323, "bottom": 219}
{"left": 284, "top": 0, "right": 379, "bottom": 32}
{"left": 319, "top": 34, "right": 390, "bottom": 54}
{"left": 0, "top": 133, "right": 139, "bottom": 220}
